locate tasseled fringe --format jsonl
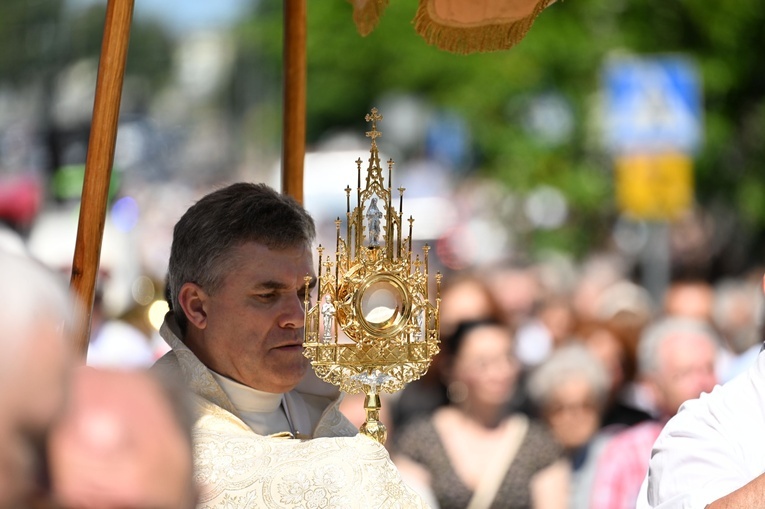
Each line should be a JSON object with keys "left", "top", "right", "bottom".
{"left": 413, "top": 0, "right": 551, "bottom": 55}
{"left": 351, "top": 0, "right": 391, "bottom": 36}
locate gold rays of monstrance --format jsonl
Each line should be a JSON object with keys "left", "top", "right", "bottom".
{"left": 303, "top": 109, "right": 442, "bottom": 444}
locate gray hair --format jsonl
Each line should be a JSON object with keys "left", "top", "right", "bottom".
{"left": 167, "top": 183, "right": 315, "bottom": 331}
{"left": 527, "top": 344, "right": 611, "bottom": 410}
{"left": 712, "top": 278, "right": 763, "bottom": 354}
{"left": 636, "top": 316, "right": 721, "bottom": 376}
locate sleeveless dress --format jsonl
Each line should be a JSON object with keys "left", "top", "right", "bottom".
{"left": 395, "top": 415, "right": 564, "bottom": 509}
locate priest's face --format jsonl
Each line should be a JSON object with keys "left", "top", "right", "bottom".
{"left": 182, "top": 241, "right": 315, "bottom": 393}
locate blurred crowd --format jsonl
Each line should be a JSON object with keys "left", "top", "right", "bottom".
{"left": 1, "top": 182, "right": 764, "bottom": 508}
{"left": 383, "top": 255, "right": 764, "bottom": 508}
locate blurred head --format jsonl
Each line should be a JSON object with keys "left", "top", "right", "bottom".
{"left": 663, "top": 280, "right": 714, "bottom": 322}
{"left": 528, "top": 345, "right": 610, "bottom": 451}
{"left": 637, "top": 317, "right": 719, "bottom": 417}
{"left": 571, "top": 254, "right": 626, "bottom": 324}
{"left": 0, "top": 250, "right": 74, "bottom": 509}
{"left": 48, "top": 368, "right": 196, "bottom": 509}
{"left": 595, "top": 280, "right": 655, "bottom": 329}
{"left": 592, "top": 281, "right": 655, "bottom": 383}
{"left": 713, "top": 277, "right": 763, "bottom": 354}
{"left": 445, "top": 320, "right": 520, "bottom": 412}
{"left": 168, "top": 183, "right": 317, "bottom": 393}
{"left": 538, "top": 296, "right": 576, "bottom": 348}
{"left": 485, "top": 263, "right": 542, "bottom": 328}
{"left": 577, "top": 323, "right": 628, "bottom": 399}
{"left": 438, "top": 274, "right": 503, "bottom": 337}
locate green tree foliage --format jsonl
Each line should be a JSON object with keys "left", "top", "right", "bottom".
{"left": 236, "top": 0, "right": 765, "bottom": 261}
{"left": 64, "top": 4, "right": 174, "bottom": 92}
{"left": 0, "top": 1, "right": 173, "bottom": 98}
{"left": 616, "top": 0, "right": 765, "bottom": 226}
{"left": 0, "top": 0, "right": 65, "bottom": 83}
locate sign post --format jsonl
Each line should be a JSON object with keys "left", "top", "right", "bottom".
{"left": 602, "top": 55, "right": 702, "bottom": 301}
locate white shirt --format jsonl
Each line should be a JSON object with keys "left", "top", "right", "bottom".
{"left": 637, "top": 349, "right": 765, "bottom": 509}
{"left": 209, "top": 370, "right": 332, "bottom": 438}
{"left": 209, "top": 370, "right": 294, "bottom": 435}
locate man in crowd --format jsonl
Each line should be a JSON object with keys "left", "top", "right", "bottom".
{"left": 636, "top": 301, "right": 765, "bottom": 507}
{"left": 0, "top": 250, "right": 73, "bottom": 509}
{"left": 156, "top": 182, "right": 427, "bottom": 507}
{"left": 592, "top": 316, "right": 719, "bottom": 509}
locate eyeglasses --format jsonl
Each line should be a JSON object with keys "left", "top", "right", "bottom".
{"left": 545, "top": 400, "right": 599, "bottom": 417}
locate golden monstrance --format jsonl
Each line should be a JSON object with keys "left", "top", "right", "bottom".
{"left": 303, "top": 108, "right": 442, "bottom": 445}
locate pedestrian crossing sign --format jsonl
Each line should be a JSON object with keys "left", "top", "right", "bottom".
{"left": 603, "top": 55, "right": 702, "bottom": 154}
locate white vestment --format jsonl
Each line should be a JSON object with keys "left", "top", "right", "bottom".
{"left": 155, "top": 313, "right": 429, "bottom": 508}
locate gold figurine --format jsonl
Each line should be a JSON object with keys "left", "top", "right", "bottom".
{"left": 303, "top": 108, "right": 442, "bottom": 444}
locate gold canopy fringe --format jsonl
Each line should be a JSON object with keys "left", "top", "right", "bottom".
{"left": 413, "top": 0, "right": 552, "bottom": 55}
{"left": 350, "top": 0, "right": 390, "bottom": 36}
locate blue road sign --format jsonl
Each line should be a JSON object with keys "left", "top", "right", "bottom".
{"left": 602, "top": 55, "right": 703, "bottom": 154}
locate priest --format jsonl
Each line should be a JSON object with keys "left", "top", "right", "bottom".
{"left": 155, "top": 182, "right": 428, "bottom": 507}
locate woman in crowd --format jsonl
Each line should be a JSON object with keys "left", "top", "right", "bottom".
{"left": 394, "top": 319, "right": 569, "bottom": 509}
{"left": 527, "top": 344, "right": 613, "bottom": 509}
{"left": 391, "top": 272, "right": 506, "bottom": 437}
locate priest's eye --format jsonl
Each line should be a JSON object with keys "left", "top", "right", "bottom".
{"left": 255, "top": 293, "right": 277, "bottom": 303}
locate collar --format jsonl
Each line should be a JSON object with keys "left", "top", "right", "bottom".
{"left": 209, "top": 370, "right": 282, "bottom": 413}
{"left": 158, "top": 313, "right": 239, "bottom": 415}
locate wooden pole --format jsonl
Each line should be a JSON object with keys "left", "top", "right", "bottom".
{"left": 282, "top": 0, "right": 307, "bottom": 203}
{"left": 70, "top": 0, "right": 134, "bottom": 359}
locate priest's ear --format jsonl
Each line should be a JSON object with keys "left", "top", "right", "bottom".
{"left": 178, "top": 282, "right": 209, "bottom": 330}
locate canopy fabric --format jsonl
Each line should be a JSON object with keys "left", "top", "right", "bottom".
{"left": 350, "top": 0, "right": 555, "bottom": 55}
{"left": 351, "top": 0, "right": 390, "bottom": 36}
